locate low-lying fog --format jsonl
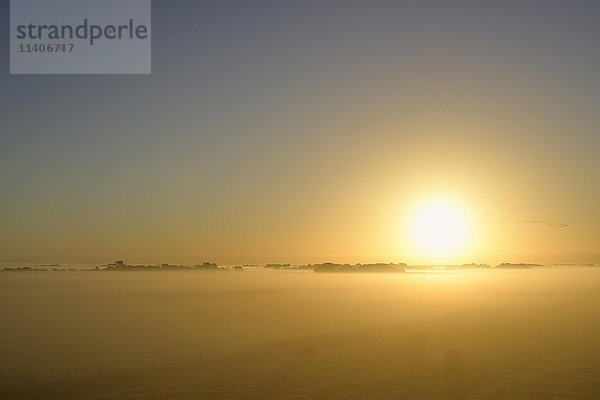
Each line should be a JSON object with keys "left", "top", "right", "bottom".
{"left": 1, "top": 268, "right": 599, "bottom": 399}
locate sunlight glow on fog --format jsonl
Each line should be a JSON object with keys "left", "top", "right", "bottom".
{"left": 2, "top": 268, "right": 600, "bottom": 399}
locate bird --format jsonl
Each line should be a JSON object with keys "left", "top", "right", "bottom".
{"left": 522, "top": 220, "right": 569, "bottom": 228}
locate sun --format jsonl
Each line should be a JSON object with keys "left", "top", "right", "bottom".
{"left": 411, "top": 200, "right": 469, "bottom": 257}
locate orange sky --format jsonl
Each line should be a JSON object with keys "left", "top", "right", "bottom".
{"left": 1, "top": 2, "right": 598, "bottom": 265}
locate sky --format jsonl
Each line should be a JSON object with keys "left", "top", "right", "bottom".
{"left": 0, "top": 0, "right": 599, "bottom": 265}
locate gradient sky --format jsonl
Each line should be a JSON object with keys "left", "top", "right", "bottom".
{"left": 1, "top": 0, "right": 599, "bottom": 265}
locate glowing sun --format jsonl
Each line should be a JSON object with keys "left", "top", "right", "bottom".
{"left": 412, "top": 200, "right": 469, "bottom": 256}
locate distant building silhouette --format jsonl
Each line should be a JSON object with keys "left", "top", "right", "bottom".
{"left": 296, "top": 346, "right": 316, "bottom": 360}
{"left": 407, "top": 332, "right": 429, "bottom": 353}
{"left": 445, "top": 348, "right": 468, "bottom": 400}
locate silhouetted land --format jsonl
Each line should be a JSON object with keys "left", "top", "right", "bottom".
{"left": 496, "top": 263, "right": 543, "bottom": 269}
{"left": 312, "top": 263, "right": 406, "bottom": 273}
{"left": 103, "top": 260, "right": 222, "bottom": 271}
{"left": 2, "top": 261, "right": 599, "bottom": 273}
